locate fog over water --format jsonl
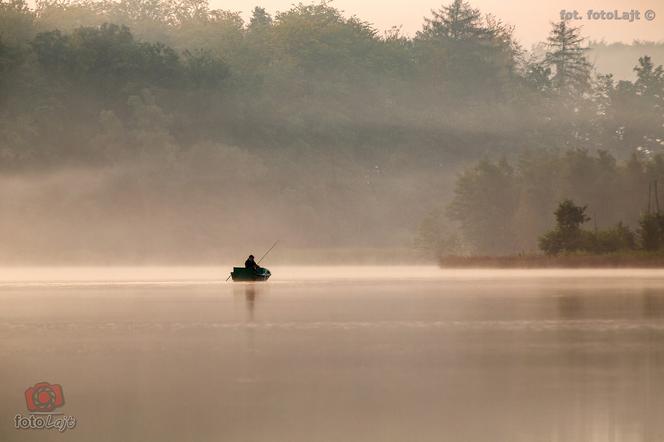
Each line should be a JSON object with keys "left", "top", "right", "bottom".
{"left": 2, "top": 267, "right": 664, "bottom": 441}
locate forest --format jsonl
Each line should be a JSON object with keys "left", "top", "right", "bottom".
{"left": 0, "top": 0, "right": 663, "bottom": 262}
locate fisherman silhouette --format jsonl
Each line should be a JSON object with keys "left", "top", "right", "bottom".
{"left": 245, "top": 255, "right": 259, "bottom": 271}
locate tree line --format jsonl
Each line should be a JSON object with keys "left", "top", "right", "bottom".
{"left": 0, "top": 0, "right": 663, "bottom": 260}
{"left": 436, "top": 38, "right": 664, "bottom": 256}
{"left": 432, "top": 148, "right": 664, "bottom": 257}
{"left": 533, "top": 195, "right": 664, "bottom": 256}
{"left": 2, "top": 0, "right": 661, "bottom": 169}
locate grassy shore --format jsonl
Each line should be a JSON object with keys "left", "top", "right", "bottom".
{"left": 439, "top": 253, "right": 664, "bottom": 268}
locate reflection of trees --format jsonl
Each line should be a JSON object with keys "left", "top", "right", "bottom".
{"left": 556, "top": 294, "right": 585, "bottom": 318}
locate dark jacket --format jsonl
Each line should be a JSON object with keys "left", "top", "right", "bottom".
{"left": 245, "top": 258, "right": 258, "bottom": 270}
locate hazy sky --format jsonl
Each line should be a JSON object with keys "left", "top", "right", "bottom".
{"left": 212, "top": 0, "right": 664, "bottom": 47}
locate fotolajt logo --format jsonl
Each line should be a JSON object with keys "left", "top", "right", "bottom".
{"left": 25, "top": 382, "right": 65, "bottom": 412}
{"left": 14, "top": 382, "right": 77, "bottom": 432}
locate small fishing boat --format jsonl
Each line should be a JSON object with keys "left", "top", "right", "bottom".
{"left": 230, "top": 267, "right": 271, "bottom": 282}
{"left": 228, "top": 241, "right": 278, "bottom": 282}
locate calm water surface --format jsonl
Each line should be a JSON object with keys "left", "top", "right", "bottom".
{"left": 1, "top": 267, "right": 664, "bottom": 441}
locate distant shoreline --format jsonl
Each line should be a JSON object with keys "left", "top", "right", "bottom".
{"left": 439, "top": 254, "right": 664, "bottom": 268}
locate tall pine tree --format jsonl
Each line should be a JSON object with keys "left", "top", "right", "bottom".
{"left": 544, "top": 20, "right": 592, "bottom": 93}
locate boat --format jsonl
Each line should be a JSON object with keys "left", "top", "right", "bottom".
{"left": 230, "top": 267, "right": 271, "bottom": 282}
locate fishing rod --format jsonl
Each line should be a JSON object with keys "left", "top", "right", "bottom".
{"left": 225, "top": 240, "right": 279, "bottom": 282}
{"left": 257, "top": 240, "right": 279, "bottom": 264}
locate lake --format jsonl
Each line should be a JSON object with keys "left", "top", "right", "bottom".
{"left": 1, "top": 267, "right": 664, "bottom": 441}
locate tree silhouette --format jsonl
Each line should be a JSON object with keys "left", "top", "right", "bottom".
{"left": 544, "top": 20, "right": 591, "bottom": 93}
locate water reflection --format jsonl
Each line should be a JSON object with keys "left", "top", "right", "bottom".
{"left": 2, "top": 270, "right": 664, "bottom": 441}
{"left": 233, "top": 282, "right": 269, "bottom": 357}
{"left": 233, "top": 282, "right": 267, "bottom": 323}
{"left": 556, "top": 293, "right": 585, "bottom": 317}
{"left": 245, "top": 284, "right": 257, "bottom": 322}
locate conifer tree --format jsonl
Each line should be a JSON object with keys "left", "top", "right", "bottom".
{"left": 544, "top": 20, "right": 591, "bottom": 93}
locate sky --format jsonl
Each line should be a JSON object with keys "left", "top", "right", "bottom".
{"left": 211, "top": 0, "right": 664, "bottom": 47}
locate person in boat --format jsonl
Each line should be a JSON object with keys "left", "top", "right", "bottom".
{"left": 245, "top": 255, "right": 259, "bottom": 271}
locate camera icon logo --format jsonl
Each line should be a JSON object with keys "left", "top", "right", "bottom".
{"left": 24, "top": 382, "right": 65, "bottom": 412}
